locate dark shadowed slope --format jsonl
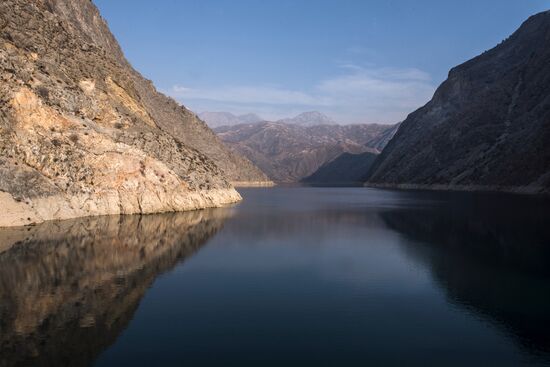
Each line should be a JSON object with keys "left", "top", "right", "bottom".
{"left": 367, "top": 11, "right": 550, "bottom": 194}
{"left": 302, "top": 152, "right": 378, "bottom": 185}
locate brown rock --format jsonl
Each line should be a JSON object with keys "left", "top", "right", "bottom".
{"left": 0, "top": 0, "right": 261, "bottom": 226}
{"left": 215, "top": 121, "right": 397, "bottom": 182}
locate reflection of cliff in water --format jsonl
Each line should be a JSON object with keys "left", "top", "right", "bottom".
{"left": 380, "top": 193, "right": 550, "bottom": 357}
{"left": 0, "top": 209, "right": 229, "bottom": 367}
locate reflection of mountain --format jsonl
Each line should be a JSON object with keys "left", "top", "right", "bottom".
{"left": 0, "top": 209, "right": 229, "bottom": 367}
{"left": 379, "top": 193, "right": 550, "bottom": 356}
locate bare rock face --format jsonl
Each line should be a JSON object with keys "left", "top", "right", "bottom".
{"left": 46, "top": 0, "right": 270, "bottom": 186}
{"left": 0, "top": 0, "right": 251, "bottom": 226}
{"left": 215, "top": 122, "right": 397, "bottom": 182}
{"left": 367, "top": 11, "right": 550, "bottom": 194}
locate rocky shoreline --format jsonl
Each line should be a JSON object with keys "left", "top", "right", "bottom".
{"left": 0, "top": 188, "right": 241, "bottom": 228}
{"left": 232, "top": 181, "right": 276, "bottom": 188}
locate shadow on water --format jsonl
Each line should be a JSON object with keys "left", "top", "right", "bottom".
{"left": 379, "top": 191, "right": 550, "bottom": 358}
{"left": 0, "top": 209, "right": 230, "bottom": 367}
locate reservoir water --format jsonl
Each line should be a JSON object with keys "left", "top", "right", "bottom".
{"left": 1, "top": 187, "right": 549, "bottom": 366}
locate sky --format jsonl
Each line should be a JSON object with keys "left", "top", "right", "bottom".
{"left": 94, "top": 0, "right": 549, "bottom": 124}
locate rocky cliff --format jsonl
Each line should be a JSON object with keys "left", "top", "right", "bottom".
{"left": 216, "top": 122, "right": 396, "bottom": 182}
{"left": 47, "top": 0, "right": 270, "bottom": 186}
{"left": 0, "top": 0, "right": 268, "bottom": 226}
{"left": 367, "top": 11, "right": 550, "bottom": 194}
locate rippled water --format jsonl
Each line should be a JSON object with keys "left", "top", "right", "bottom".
{"left": 1, "top": 187, "right": 549, "bottom": 366}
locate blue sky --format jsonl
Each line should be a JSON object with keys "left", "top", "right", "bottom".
{"left": 94, "top": 0, "right": 549, "bottom": 124}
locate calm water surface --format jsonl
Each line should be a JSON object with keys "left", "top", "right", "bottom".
{"left": 1, "top": 187, "right": 549, "bottom": 366}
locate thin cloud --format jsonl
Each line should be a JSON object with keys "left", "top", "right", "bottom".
{"left": 171, "top": 85, "right": 326, "bottom": 106}
{"left": 169, "top": 66, "right": 436, "bottom": 124}
{"left": 345, "top": 46, "right": 379, "bottom": 58}
{"left": 316, "top": 66, "right": 434, "bottom": 107}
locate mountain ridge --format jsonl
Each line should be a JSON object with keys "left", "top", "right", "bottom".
{"left": 366, "top": 10, "right": 550, "bottom": 194}
{"left": 198, "top": 111, "right": 264, "bottom": 128}
{"left": 277, "top": 111, "right": 337, "bottom": 127}
{"left": 200, "top": 110, "right": 341, "bottom": 128}
{"left": 43, "top": 0, "right": 271, "bottom": 186}
{"left": 216, "top": 122, "right": 397, "bottom": 182}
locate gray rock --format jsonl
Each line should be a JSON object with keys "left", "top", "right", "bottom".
{"left": 367, "top": 11, "right": 550, "bottom": 194}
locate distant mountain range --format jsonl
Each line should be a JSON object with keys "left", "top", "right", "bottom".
{"left": 215, "top": 122, "right": 397, "bottom": 183}
{"left": 198, "top": 112, "right": 264, "bottom": 128}
{"left": 277, "top": 111, "right": 338, "bottom": 127}
{"left": 366, "top": 10, "right": 550, "bottom": 194}
{"left": 200, "top": 111, "right": 339, "bottom": 128}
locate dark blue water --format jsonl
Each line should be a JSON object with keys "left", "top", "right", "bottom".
{"left": 1, "top": 187, "right": 549, "bottom": 366}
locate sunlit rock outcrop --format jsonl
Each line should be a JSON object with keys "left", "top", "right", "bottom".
{"left": 0, "top": 0, "right": 267, "bottom": 226}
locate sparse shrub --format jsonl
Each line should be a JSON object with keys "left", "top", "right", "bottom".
{"left": 36, "top": 86, "right": 49, "bottom": 100}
